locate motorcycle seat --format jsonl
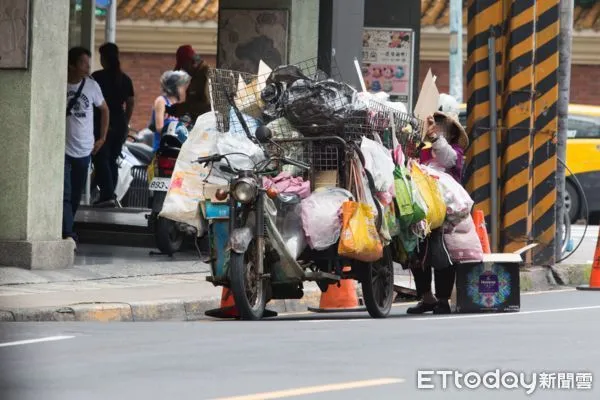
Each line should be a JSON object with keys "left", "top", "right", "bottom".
{"left": 125, "top": 142, "right": 154, "bottom": 165}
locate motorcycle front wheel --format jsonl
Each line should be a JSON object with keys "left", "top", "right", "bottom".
{"left": 361, "top": 247, "right": 394, "bottom": 318}
{"left": 230, "top": 241, "right": 267, "bottom": 320}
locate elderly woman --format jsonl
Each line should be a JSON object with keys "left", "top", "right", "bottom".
{"left": 406, "top": 95, "right": 469, "bottom": 315}
{"left": 148, "top": 70, "right": 191, "bottom": 151}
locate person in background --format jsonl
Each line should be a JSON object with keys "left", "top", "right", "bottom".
{"left": 148, "top": 70, "right": 191, "bottom": 151}
{"left": 169, "top": 45, "right": 211, "bottom": 121}
{"left": 64, "top": 47, "right": 109, "bottom": 242}
{"left": 406, "top": 94, "right": 469, "bottom": 315}
{"left": 91, "top": 42, "right": 135, "bottom": 207}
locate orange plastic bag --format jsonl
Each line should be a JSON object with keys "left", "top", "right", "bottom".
{"left": 338, "top": 155, "right": 383, "bottom": 262}
{"left": 338, "top": 201, "right": 383, "bottom": 262}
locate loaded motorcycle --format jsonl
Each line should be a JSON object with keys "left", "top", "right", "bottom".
{"left": 197, "top": 114, "right": 394, "bottom": 320}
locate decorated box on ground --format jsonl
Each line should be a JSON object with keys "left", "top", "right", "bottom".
{"left": 455, "top": 253, "right": 521, "bottom": 313}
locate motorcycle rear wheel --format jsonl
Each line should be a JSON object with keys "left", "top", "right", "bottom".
{"left": 230, "top": 242, "right": 267, "bottom": 321}
{"left": 155, "top": 217, "right": 184, "bottom": 256}
{"left": 361, "top": 247, "right": 394, "bottom": 318}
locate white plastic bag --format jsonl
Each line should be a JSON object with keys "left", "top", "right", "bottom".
{"left": 215, "top": 132, "right": 266, "bottom": 172}
{"left": 360, "top": 136, "right": 395, "bottom": 194}
{"left": 301, "top": 187, "right": 354, "bottom": 250}
{"left": 421, "top": 164, "right": 474, "bottom": 224}
{"left": 159, "top": 112, "right": 228, "bottom": 232}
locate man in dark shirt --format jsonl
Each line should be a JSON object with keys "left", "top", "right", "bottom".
{"left": 169, "top": 45, "right": 211, "bottom": 122}
{"left": 92, "top": 42, "right": 135, "bottom": 207}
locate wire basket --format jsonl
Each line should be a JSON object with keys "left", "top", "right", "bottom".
{"left": 266, "top": 137, "right": 349, "bottom": 190}
{"left": 344, "top": 97, "right": 424, "bottom": 159}
{"left": 208, "top": 56, "right": 342, "bottom": 136}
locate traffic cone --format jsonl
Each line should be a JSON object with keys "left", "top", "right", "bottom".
{"left": 308, "top": 267, "right": 367, "bottom": 313}
{"left": 205, "top": 287, "right": 239, "bottom": 318}
{"left": 576, "top": 228, "right": 600, "bottom": 291}
{"left": 473, "top": 209, "right": 491, "bottom": 254}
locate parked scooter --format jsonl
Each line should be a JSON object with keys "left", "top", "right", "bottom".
{"left": 147, "top": 116, "right": 205, "bottom": 255}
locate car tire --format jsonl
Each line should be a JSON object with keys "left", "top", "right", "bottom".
{"left": 565, "top": 180, "right": 581, "bottom": 224}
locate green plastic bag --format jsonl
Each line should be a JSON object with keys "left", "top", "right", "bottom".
{"left": 394, "top": 166, "right": 425, "bottom": 227}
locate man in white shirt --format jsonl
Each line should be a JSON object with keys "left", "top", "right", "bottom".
{"left": 63, "top": 47, "right": 109, "bottom": 241}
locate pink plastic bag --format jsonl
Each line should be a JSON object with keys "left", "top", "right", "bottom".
{"left": 443, "top": 215, "right": 483, "bottom": 262}
{"left": 263, "top": 172, "right": 311, "bottom": 199}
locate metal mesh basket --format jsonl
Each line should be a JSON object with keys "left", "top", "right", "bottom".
{"left": 266, "top": 137, "right": 348, "bottom": 190}
{"left": 344, "top": 98, "right": 424, "bottom": 159}
{"left": 208, "top": 56, "right": 342, "bottom": 136}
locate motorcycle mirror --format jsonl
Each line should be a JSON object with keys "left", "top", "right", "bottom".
{"left": 255, "top": 126, "right": 273, "bottom": 143}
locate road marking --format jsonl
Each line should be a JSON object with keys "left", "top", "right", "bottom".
{"left": 211, "top": 378, "right": 404, "bottom": 400}
{"left": 413, "top": 305, "right": 600, "bottom": 321}
{"left": 299, "top": 319, "right": 365, "bottom": 323}
{"left": 0, "top": 335, "right": 75, "bottom": 348}
{"left": 521, "top": 288, "right": 576, "bottom": 295}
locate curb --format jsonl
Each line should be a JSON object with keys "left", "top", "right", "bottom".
{"left": 0, "top": 288, "right": 324, "bottom": 323}
{"left": 0, "top": 265, "right": 591, "bottom": 322}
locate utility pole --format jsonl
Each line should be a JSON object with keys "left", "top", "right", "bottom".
{"left": 105, "top": 0, "right": 117, "bottom": 43}
{"left": 556, "top": 0, "right": 574, "bottom": 260}
{"left": 449, "top": 0, "right": 463, "bottom": 102}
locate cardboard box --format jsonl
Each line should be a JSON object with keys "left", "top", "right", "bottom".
{"left": 455, "top": 253, "right": 522, "bottom": 313}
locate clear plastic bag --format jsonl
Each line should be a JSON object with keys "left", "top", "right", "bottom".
{"left": 360, "top": 136, "right": 395, "bottom": 194}
{"left": 215, "top": 132, "right": 266, "bottom": 172}
{"left": 421, "top": 164, "right": 474, "bottom": 225}
{"left": 301, "top": 187, "right": 354, "bottom": 250}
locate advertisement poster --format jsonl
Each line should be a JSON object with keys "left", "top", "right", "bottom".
{"left": 361, "top": 27, "right": 414, "bottom": 108}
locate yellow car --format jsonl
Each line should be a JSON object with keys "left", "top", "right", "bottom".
{"left": 458, "top": 103, "right": 600, "bottom": 222}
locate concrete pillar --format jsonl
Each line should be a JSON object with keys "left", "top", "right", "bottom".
{"left": 0, "top": 0, "right": 75, "bottom": 269}
{"left": 218, "top": 0, "right": 319, "bottom": 70}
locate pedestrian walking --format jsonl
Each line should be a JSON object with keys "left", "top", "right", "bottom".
{"left": 91, "top": 42, "right": 135, "bottom": 207}
{"left": 64, "top": 47, "right": 109, "bottom": 241}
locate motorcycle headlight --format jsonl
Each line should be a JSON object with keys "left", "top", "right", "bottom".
{"left": 232, "top": 178, "right": 257, "bottom": 203}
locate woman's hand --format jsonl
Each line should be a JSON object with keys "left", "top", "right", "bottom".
{"left": 424, "top": 115, "right": 439, "bottom": 141}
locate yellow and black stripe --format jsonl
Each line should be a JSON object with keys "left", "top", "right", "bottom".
{"left": 464, "top": 0, "right": 503, "bottom": 235}
{"left": 531, "top": 0, "right": 559, "bottom": 265}
{"left": 465, "top": 0, "right": 559, "bottom": 264}
{"left": 499, "top": 0, "right": 538, "bottom": 258}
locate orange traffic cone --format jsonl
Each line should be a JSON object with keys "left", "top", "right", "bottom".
{"left": 577, "top": 228, "right": 600, "bottom": 291}
{"left": 308, "top": 267, "right": 366, "bottom": 313}
{"left": 473, "top": 209, "right": 491, "bottom": 254}
{"left": 205, "top": 287, "right": 239, "bottom": 318}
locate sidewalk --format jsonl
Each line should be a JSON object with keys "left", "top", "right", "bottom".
{"left": 0, "top": 244, "right": 589, "bottom": 322}
{"left": 0, "top": 244, "right": 417, "bottom": 322}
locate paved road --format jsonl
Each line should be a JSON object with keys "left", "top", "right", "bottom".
{"left": 560, "top": 224, "right": 599, "bottom": 265}
{"left": 1, "top": 290, "right": 599, "bottom": 400}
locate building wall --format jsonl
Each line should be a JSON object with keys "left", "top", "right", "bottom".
{"left": 418, "top": 60, "right": 600, "bottom": 106}
{"left": 114, "top": 52, "right": 217, "bottom": 131}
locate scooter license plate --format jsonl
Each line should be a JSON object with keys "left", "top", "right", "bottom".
{"left": 149, "top": 177, "right": 170, "bottom": 192}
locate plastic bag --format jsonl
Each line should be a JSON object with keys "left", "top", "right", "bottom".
{"left": 394, "top": 166, "right": 415, "bottom": 226}
{"left": 421, "top": 164, "right": 474, "bottom": 225}
{"left": 410, "top": 161, "right": 447, "bottom": 231}
{"left": 265, "top": 118, "right": 307, "bottom": 176}
{"left": 215, "top": 132, "right": 266, "bottom": 172}
{"left": 228, "top": 107, "right": 261, "bottom": 136}
{"left": 278, "top": 201, "right": 307, "bottom": 260}
{"left": 338, "top": 201, "right": 383, "bottom": 262}
{"left": 443, "top": 216, "right": 483, "bottom": 262}
{"left": 301, "top": 187, "right": 353, "bottom": 250}
{"left": 159, "top": 112, "right": 228, "bottom": 231}
{"left": 262, "top": 65, "right": 310, "bottom": 120}
{"left": 338, "top": 156, "right": 383, "bottom": 262}
{"left": 360, "top": 136, "right": 395, "bottom": 194}
{"left": 282, "top": 79, "right": 355, "bottom": 136}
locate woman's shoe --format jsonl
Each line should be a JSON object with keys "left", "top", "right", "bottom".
{"left": 433, "top": 300, "right": 451, "bottom": 314}
{"left": 406, "top": 301, "right": 437, "bottom": 314}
